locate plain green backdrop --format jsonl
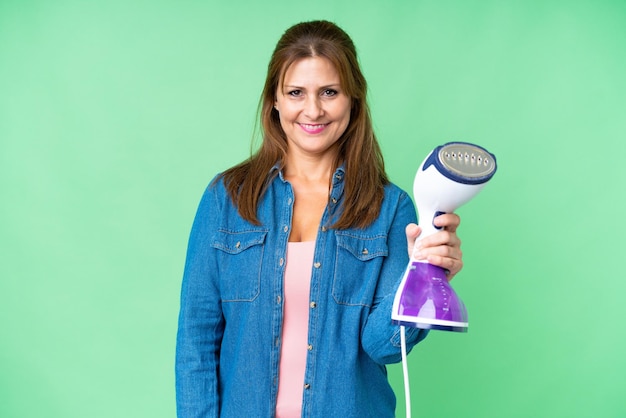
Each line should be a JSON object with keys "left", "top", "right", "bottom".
{"left": 1, "top": 1, "right": 625, "bottom": 417}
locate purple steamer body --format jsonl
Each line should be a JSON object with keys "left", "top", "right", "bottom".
{"left": 393, "top": 261, "right": 468, "bottom": 332}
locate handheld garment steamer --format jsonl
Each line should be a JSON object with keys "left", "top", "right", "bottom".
{"left": 391, "top": 142, "right": 497, "bottom": 417}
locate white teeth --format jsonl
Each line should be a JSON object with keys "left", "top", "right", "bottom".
{"left": 301, "top": 123, "right": 326, "bottom": 130}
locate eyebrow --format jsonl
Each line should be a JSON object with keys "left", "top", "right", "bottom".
{"left": 283, "top": 84, "right": 341, "bottom": 90}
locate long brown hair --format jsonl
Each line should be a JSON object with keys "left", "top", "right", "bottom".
{"left": 219, "top": 20, "right": 389, "bottom": 229}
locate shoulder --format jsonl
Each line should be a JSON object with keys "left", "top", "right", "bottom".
{"left": 381, "top": 181, "right": 416, "bottom": 224}
{"left": 345, "top": 182, "right": 415, "bottom": 233}
{"left": 382, "top": 182, "right": 412, "bottom": 207}
{"left": 207, "top": 172, "right": 227, "bottom": 193}
{"left": 192, "top": 173, "right": 231, "bottom": 216}
{"left": 195, "top": 173, "right": 225, "bottom": 203}
{"left": 383, "top": 181, "right": 408, "bottom": 196}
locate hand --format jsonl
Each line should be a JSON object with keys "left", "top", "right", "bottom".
{"left": 405, "top": 213, "right": 463, "bottom": 280}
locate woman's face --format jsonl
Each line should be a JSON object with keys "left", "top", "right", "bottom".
{"left": 275, "top": 56, "right": 351, "bottom": 160}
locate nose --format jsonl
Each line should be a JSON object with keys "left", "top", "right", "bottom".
{"left": 303, "top": 95, "right": 324, "bottom": 120}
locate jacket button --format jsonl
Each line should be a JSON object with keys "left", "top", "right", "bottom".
{"left": 307, "top": 344, "right": 313, "bottom": 351}
{"left": 362, "top": 248, "right": 369, "bottom": 255}
{"left": 304, "top": 383, "right": 310, "bottom": 390}
{"left": 236, "top": 241, "right": 241, "bottom": 249}
{"left": 279, "top": 258, "right": 284, "bottom": 266}
{"left": 310, "top": 301, "right": 317, "bottom": 308}
{"left": 313, "top": 262, "right": 321, "bottom": 268}
{"left": 331, "top": 197, "right": 337, "bottom": 204}
{"left": 283, "top": 225, "right": 288, "bottom": 232}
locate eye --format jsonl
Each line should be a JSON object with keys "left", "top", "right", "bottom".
{"left": 287, "top": 89, "right": 302, "bottom": 97}
{"left": 322, "top": 89, "right": 338, "bottom": 97}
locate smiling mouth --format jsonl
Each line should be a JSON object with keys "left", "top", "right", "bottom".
{"left": 298, "top": 123, "right": 329, "bottom": 134}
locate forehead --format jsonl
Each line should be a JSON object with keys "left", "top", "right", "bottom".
{"left": 280, "top": 56, "right": 341, "bottom": 86}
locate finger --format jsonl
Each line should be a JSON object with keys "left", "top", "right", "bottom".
{"left": 433, "top": 213, "right": 461, "bottom": 232}
{"left": 419, "top": 241, "right": 463, "bottom": 261}
{"left": 405, "top": 223, "right": 421, "bottom": 241}
{"left": 405, "top": 223, "right": 421, "bottom": 257}
{"left": 413, "top": 240, "right": 463, "bottom": 269}
{"left": 419, "top": 230, "right": 462, "bottom": 250}
{"left": 426, "top": 254, "right": 464, "bottom": 281}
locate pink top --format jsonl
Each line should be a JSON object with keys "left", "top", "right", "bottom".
{"left": 275, "top": 241, "right": 315, "bottom": 418}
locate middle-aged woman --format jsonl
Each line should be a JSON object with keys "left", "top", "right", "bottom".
{"left": 176, "top": 20, "right": 464, "bottom": 417}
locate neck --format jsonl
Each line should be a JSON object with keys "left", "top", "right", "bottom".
{"left": 284, "top": 152, "right": 337, "bottom": 184}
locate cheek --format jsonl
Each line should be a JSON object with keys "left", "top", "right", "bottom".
{"left": 338, "top": 98, "right": 352, "bottom": 120}
{"left": 278, "top": 109, "right": 295, "bottom": 129}
{"left": 276, "top": 99, "right": 297, "bottom": 121}
{"left": 338, "top": 103, "right": 352, "bottom": 127}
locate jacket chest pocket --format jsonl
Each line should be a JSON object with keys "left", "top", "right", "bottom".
{"left": 333, "top": 232, "right": 388, "bottom": 307}
{"left": 211, "top": 229, "right": 268, "bottom": 302}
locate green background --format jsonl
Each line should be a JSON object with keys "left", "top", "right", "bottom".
{"left": 1, "top": 1, "right": 625, "bottom": 417}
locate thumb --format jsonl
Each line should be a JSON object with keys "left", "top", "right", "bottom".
{"left": 405, "top": 223, "right": 422, "bottom": 258}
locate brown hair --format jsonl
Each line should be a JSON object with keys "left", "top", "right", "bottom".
{"left": 219, "top": 20, "right": 389, "bottom": 229}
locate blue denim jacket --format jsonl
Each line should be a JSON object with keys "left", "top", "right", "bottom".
{"left": 176, "top": 165, "right": 428, "bottom": 417}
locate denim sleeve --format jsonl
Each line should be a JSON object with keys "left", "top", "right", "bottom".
{"left": 361, "top": 190, "right": 429, "bottom": 364}
{"left": 175, "top": 184, "right": 224, "bottom": 417}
